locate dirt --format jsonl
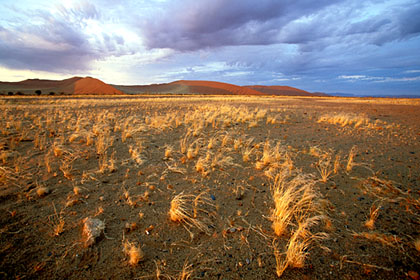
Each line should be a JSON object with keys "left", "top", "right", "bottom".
{"left": 0, "top": 96, "right": 419, "bottom": 279}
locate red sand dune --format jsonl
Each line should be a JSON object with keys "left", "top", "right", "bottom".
{"left": 0, "top": 77, "right": 123, "bottom": 95}
{"left": 170, "top": 80, "right": 263, "bottom": 95}
{"left": 115, "top": 80, "right": 265, "bottom": 95}
{"left": 245, "top": 85, "right": 314, "bottom": 96}
{"left": 73, "top": 77, "right": 123, "bottom": 95}
{"left": 1, "top": 77, "right": 319, "bottom": 96}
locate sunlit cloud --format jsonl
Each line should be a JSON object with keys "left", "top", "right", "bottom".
{"left": 0, "top": 0, "right": 419, "bottom": 95}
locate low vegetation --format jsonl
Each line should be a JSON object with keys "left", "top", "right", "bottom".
{"left": 0, "top": 95, "right": 419, "bottom": 279}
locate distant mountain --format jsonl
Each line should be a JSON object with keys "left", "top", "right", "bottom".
{"left": 327, "top": 92, "right": 357, "bottom": 97}
{"left": 0, "top": 77, "right": 123, "bottom": 95}
{"left": 310, "top": 92, "right": 330, "bottom": 97}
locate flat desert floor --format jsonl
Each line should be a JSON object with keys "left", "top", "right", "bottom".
{"left": 0, "top": 96, "right": 419, "bottom": 279}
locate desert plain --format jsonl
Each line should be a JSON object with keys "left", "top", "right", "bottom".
{"left": 0, "top": 95, "right": 419, "bottom": 279}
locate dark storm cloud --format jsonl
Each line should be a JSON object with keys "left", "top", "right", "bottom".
{"left": 141, "top": 0, "right": 341, "bottom": 51}
{"left": 0, "top": 2, "right": 127, "bottom": 72}
{"left": 140, "top": 0, "right": 420, "bottom": 53}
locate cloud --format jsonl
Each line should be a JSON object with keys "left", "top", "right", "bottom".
{"left": 338, "top": 74, "right": 420, "bottom": 83}
{"left": 139, "top": 0, "right": 420, "bottom": 54}
{"left": 376, "top": 76, "right": 420, "bottom": 83}
{"left": 0, "top": 1, "right": 129, "bottom": 72}
{"left": 338, "top": 75, "right": 383, "bottom": 81}
{"left": 140, "top": 0, "right": 340, "bottom": 51}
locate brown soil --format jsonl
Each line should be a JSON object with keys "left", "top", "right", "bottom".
{"left": 0, "top": 96, "right": 419, "bottom": 279}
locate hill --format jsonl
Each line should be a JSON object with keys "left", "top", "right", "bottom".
{"left": 1, "top": 76, "right": 318, "bottom": 96}
{"left": 114, "top": 80, "right": 264, "bottom": 95}
{"left": 245, "top": 85, "right": 316, "bottom": 96}
{"left": 0, "top": 77, "right": 123, "bottom": 95}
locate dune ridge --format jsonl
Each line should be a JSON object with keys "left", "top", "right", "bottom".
{"left": 1, "top": 76, "right": 319, "bottom": 96}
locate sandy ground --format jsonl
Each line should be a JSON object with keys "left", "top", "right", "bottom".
{"left": 0, "top": 96, "right": 419, "bottom": 279}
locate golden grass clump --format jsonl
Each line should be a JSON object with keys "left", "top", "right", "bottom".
{"left": 123, "top": 240, "right": 145, "bottom": 266}
{"left": 36, "top": 186, "right": 50, "bottom": 197}
{"left": 364, "top": 204, "right": 380, "bottom": 230}
{"left": 169, "top": 192, "right": 214, "bottom": 234}
{"left": 207, "top": 136, "right": 217, "bottom": 150}
{"left": 358, "top": 176, "right": 407, "bottom": 199}
{"left": 274, "top": 216, "right": 327, "bottom": 277}
{"left": 333, "top": 154, "right": 341, "bottom": 174}
{"left": 346, "top": 145, "right": 357, "bottom": 173}
{"left": 316, "top": 153, "right": 333, "bottom": 183}
{"left": 164, "top": 145, "right": 173, "bottom": 158}
{"left": 317, "top": 113, "right": 370, "bottom": 128}
{"left": 49, "top": 204, "right": 65, "bottom": 237}
{"left": 195, "top": 157, "right": 209, "bottom": 177}
{"left": 73, "top": 186, "right": 81, "bottom": 195}
{"left": 270, "top": 170, "right": 317, "bottom": 237}
{"left": 178, "top": 261, "right": 194, "bottom": 280}
{"left": 352, "top": 232, "right": 401, "bottom": 247}
{"left": 414, "top": 238, "right": 420, "bottom": 252}
{"left": 129, "top": 146, "right": 144, "bottom": 165}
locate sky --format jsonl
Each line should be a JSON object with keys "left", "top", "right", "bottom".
{"left": 0, "top": 0, "right": 420, "bottom": 96}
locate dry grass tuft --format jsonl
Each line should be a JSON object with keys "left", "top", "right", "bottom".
{"left": 73, "top": 186, "right": 81, "bottom": 195}
{"left": 346, "top": 146, "right": 357, "bottom": 173}
{"left": 178, "top": 260, "right": 194, "bottom": 280}
{"left": 274, "top": 216, "right": 327, "bottom": 277}
{"left": 316, "top": 152, "right": 333, "bottom": 183}
{"left": 169, "top": 192, "right": 214, "bottom": 235}
{"left": 123, "top": 240, "right": 144, "bottom": 266}
{"left": 36, "top": 186, "right": 50, "bottom": 197}
{"left": 49, "top": 204, "right": 64, "bottom": 237}
{"left": 352, "top": 232, "right": 401, "bottom": 247}
{"left": 270, "top": 169, "right": 317, "bottom": 237}
{"left": 364, "top": 203, "right": 380, "bottom": 230}
{"left": 317, "top": 113, "right": 370, "bottom": 128}
{"left": 164, "top": 145, "right": 173, "bottom": 158}
{"left": 333, "top": 154, "right": 341, "bottom": 174}
{"left": 414, "top": 238, "right": 420, "bottom": 252}
{"left": 359, "top": 176, "right": 407, "bottom": 199}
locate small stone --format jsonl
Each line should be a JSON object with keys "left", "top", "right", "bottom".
{"left": 408, "top": 271, "right": 420, "bottom": 280}
{"left": 82, "top": 217, "right": 105, "bottom": 247}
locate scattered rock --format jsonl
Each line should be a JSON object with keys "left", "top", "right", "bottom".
{"left": 83, "top": 217, "right": 105, "bottom": 247}
{"left": 408, "top": 271, "right": 420, "bottom": 280}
